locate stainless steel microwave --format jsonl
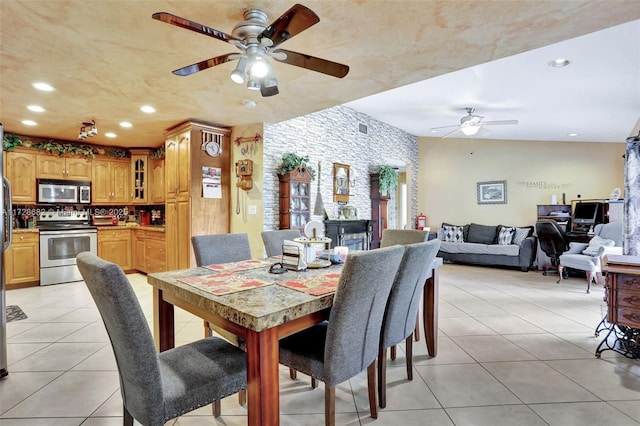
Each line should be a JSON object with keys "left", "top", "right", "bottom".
{"left": 37, "top": 179, "right": 91, "bottom": 204}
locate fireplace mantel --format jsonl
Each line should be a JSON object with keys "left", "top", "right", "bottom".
{"left": 324, "top": 219, "right": 374, "bottom": 251}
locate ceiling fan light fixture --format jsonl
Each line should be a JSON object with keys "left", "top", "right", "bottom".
{"left": 248, "top": 56, "right": 269, "bottom": 78}
{"left": 461, "top": 125, "right": 480, "bottom": 136}
{"left": 246, "top": 77, "right": 261, "bottom": 90}
{"left": 230, "top": 58, "right": 248, "bottom": 84}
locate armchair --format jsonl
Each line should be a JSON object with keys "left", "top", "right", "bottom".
{"left": 558, "top": 221, "right": 623, "bottom": 293}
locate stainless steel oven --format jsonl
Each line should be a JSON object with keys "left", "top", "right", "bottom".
{"left": 37, "top": 211, "right": 97, "bottom": 285}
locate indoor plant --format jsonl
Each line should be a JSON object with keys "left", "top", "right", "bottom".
{"left": 377, "top": 164, "right": 398, "bottom": 195}
{"left": 277, "top": 152, "right": 315, "bottom": 179}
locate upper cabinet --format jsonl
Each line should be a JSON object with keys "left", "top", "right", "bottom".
{"left": 6, "top": 149, "right": 36, "bottom": 203}
{"left": 150, "top": 158, "right": 165, "bottom": 204}
{"left": 130, "top": 149, "right": 153, "bottom": 204}
{"left": 36, "top": 154, "right": 91, "bottom": 181}
{"left": 92, "top": 157, "right": 130, "bottom": 204}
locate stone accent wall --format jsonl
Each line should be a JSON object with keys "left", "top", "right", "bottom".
{"left": 625, "top": 139, "right": 640, "bottom": 255}
{"left": 262, "top": 105, "right": 418, "bottom": 231}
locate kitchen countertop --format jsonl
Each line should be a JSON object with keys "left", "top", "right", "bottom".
{"left": 96, "top": 224, "right": 165, "bottom": 232}
{"left": 13, "top": 228, "right": 38, "bottom": 234}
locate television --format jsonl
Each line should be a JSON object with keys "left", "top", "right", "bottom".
{"left": 572, "top": 202, "right": 601, "bottom": 226}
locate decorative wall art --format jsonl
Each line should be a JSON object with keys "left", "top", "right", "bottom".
{"left": 333, "top": 163, "right": 350, "bottom": 203}
{"left": 477, "top": 180, "right": 507, "bottom": 205}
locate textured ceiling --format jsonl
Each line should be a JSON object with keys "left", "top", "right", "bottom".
{"left": 1, "top": 1, "right": 639, "bottom": 148}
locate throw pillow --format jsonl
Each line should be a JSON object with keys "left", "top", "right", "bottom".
{"left": 498, "top": 226, "right": 515, "bottom": 245}
{"left": 467, "top": 223, "right": 498, "bottom": 244}
{"left": 512, "top": 227, "right": 532, "bottom": 245}
{"left": 582, "top": 235, "right": 615, "bottom": 256}
{"left": 443, "top": 225, "right": 464, "bottom": 243}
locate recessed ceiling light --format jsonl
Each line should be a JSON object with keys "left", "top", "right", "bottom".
{"left": 119, "top": 121, "right": 133, "bottom": 128}
{"left": 22, "top": 120, "right": 37, "bottom": 126}
{"left": 32, "top": 82, "right": 55, "bottom": 91}
{"left": 548, "top": 58, "right": 570, "bottom": 67}
{"left": 27, "top": 105, "right": 45, "bottom": 112}
{"left": 567, "top": 133, "right": 579, "bottom": 137}
{"left": 105, "top": 132, "right": 117, "bottom": 138}
{"left": 140, "top": 105, "right": 156, "bottom": 113}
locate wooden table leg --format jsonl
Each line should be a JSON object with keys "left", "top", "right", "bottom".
{"left": 423, "top": 267, "right": 440, "bottom": 357}
{"left": 152, "top": 288, "right": 175, "bottom": 352}
{"left": 245, "top": 327, "right": 279, "bottom": 426}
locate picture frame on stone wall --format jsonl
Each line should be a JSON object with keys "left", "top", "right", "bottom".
{"left": 333, "top": 163, "right": 350, "bottom": 203}
{"left": 477, "top": 180, "right": 507, "bottom": 204}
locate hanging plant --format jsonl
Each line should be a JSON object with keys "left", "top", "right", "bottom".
{"left": 377, "top": 164, "right": 398, "bottom": 194}
{"left": 277, "top": 152, "right": 315, "bottom": 179}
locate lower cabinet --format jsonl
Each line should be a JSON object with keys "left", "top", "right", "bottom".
{"left": 97, "top": 228, "right": 132, "bottom": 271}
{"left": 133, "top": 229, "right": 166, "bottom": 273}
{"left": 6, "top": 231, "right": 39, "bottom": 287}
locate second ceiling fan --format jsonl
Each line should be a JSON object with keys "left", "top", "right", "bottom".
{"left": 152, "top": 3, "right": 349, "bottom": 97}
{"left": 430, "top": 107, "right": 519, "bottom": 138}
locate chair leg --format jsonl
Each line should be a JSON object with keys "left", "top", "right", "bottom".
{"left": 367, "top": 361, "right": 378, "bottom": 419}
{"left": 377, "top": 347, "right": 387, "bottom": 408}
{"left": 586, "top": 272, "right": 593, "bottom": 294}
{"left": 204, "top": 320, "right": 212, "bottom": 337}
{"left": 390, "top": 345, "right": 397, "bottom": 361}
{"left": 123, "top": 404, "right": 134, "bottom": 426}
{"left": 414, "top": 311, "right": 420, "bottom": 342}
{"left": 325, "top": 386, "right": 335, "bottom": 426}
{"left": 212, "top": 400, "right": 221, "bottom": 417}
{"left": 406, "top": 335, "right": 413, "bottom": 381}
{"left": 311, "top": 377, "right": 318, "bottom": 389}
{"left": 556, "top": 265, "right": 564, "bottom": 284}
{"left": 289, "top": 368, "right": 297, "bottom": 379}
{"left": 238, "top": 390, "right": 246, "bottom": 406}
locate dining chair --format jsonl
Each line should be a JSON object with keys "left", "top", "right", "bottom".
{"left": 261, "top": 229, "right": 302, "bottom": 257}
{"left": 76, "top": 252, "right": 247, "bottom": 426}
{"left": 380, "top": 228, "right": 430, "bottom": 344}
{"left": 377, "top": 239, "right": 441, "bottom": 408}
{"left": 279, "top": 245, "right": 405, "bottom": 426}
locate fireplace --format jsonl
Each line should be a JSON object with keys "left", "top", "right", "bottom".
{"left": 324, "top": 220, "right": 374, "bottom": 251}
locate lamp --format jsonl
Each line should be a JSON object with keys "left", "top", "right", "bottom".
{"left": 460, "top": 125, "right": 480, "bottom": 136}
{"left": 78, "top": 120, "right": 97, "bottom": 140}
{"left": 248, "top": 55, "right": 269, "bottom": 78}
{"left": 230, "top": 58, "right": 248, "bottom": 84}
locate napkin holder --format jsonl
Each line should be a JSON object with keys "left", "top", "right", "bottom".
{"left": 282, "top": 240, "right": 307, "bottom": 271}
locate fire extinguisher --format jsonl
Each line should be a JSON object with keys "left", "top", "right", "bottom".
{"left": 416, "top": 213, "right": 427, "bottom": 230}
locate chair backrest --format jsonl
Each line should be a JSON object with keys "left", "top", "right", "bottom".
{"left": 380, "top": 229, "right": 429, "bottom": 247}
{"left": 261, "top": 229, "right": 302, "bottom": 257}
{"left": 380, "top": 239, "right": 441, "bottom": 349}
{"left": 191, "top": 233, "right": 252, "bottom": 266}
{"left": 535, "top": 220, "right": 570, "bottom": 259}
{"left": 595, "top": 221, "right": 623, "bottom": 247}
{"left": 324, "top": 245, "right": 405, "bottom": 387}
{"left": 76, "top": 252, "right": 164, "bottom": 426}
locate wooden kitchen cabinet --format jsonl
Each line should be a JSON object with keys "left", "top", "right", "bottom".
{"left": 150, "top": 158, "right": 165, "bottom": 204}
{"left": 5, "top": 231, "right": 39, "bottom": 287}
{"left": 92, "top": 158, "right": 130, "bottom": 204}
{"left": 97, "top": 228, "right": 132, "bottom": 271}
{"left": 36, "top": 154, "right": 91, "bottom": 180}
{"left": 6, "top": 149, "right": 36, "bottom": 203}
{"left": 133, "top": 229, "right": 166, "bottom": 273}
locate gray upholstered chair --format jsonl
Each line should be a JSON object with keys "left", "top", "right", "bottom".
{"left": 377, "top": 239, "right": 441, "bottom": 408}
{"left": 191, "top": 233, "right": 252, "bottom": 266}
{"left": 279, "top": 245, "right": 405, "bottom": 426}
{"left": 76, "top": 252, "right": 247, "bottom": 426}
{"left": 558, "top": 221, "right": 623, "bottom": 293}
{"left": 261, "top": 229, "right": 302, "bottom": 257}
{"left": 380, "top": 228, "right": 430, "bottom": 344}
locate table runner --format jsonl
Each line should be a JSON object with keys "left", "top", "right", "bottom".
{"left": 177, "top": 272, "right": 272, "bottom": 295}
{"left": 203, "top": 259, "right": 274, "bottom": 273}
{"left": 277, "top": 273, "right": 341, "bottom": 296}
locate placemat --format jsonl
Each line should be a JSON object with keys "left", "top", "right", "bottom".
{"left": 203, "top": 259, "right": 273, "bottom": 273}
{"left": 177, "top": 272, "right": 272, "bottom": 295}
{"left": 278, "top": 273, "right": 341, "bottom": 296}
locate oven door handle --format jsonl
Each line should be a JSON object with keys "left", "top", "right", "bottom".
{"left": 3, "top": 176, "right": 12, "bottom": 251}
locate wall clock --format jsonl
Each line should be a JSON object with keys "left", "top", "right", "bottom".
{"left": 202, "top": 140, "right": 221, "bottom": 157}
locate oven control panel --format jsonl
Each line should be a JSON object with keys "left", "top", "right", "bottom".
{"left": 38, "top": 210, "right": 90, "bottom": 222}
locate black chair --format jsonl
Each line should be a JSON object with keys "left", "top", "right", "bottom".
{"left": 535, "top": 219, "right": 570, "bottom": 278}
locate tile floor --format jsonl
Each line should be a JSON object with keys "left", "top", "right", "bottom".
{"left": 2, "top": 264, "right": 640, "bottom": 425}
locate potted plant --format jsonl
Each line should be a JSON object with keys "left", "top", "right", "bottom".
{"left": 377, "top": 164, "right": 398, "bottom": 195}
{"left": 277, "top": 152, "right": 315, "bottom": 179}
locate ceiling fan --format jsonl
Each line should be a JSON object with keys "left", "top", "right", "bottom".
{"left": 430, "top": 107, "right": 519, "bottom": 138}
{"left": 152, "top": 4, "right": 349, "bottom": 97}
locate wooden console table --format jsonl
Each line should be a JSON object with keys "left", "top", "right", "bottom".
{"left": 596, "top": 255, "right": 640, "bottom": 358}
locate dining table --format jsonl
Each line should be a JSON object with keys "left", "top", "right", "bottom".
{"left": 147, "top": 256, "right": 443, "bottom": 426}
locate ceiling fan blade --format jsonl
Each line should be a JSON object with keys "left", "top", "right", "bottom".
{"left": 274, "top": 49, "right": 349, "bottom": 78}
{"left": 441, "top": 128, "right": 462, "bottom": 138}
{"left": 172, "top": 53, "right": 237, "bottom": 76}
{"left": 429, "top": 124, "right": 460, "bottom": 131}
{"left": 259, "top": 4, "right": 320, "bottom": 48}
{"left": 260, "top": 82, "right": 279, "bottom": 97}
{"left": 479, "top": 120, "right": 519, "bottom": 126}
{"left": 152, "top": 12, "right": 241, "bottom": 45}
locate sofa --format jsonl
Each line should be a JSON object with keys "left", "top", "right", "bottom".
{"left": 436, "top": 222, "right": 537, "bottom": 271}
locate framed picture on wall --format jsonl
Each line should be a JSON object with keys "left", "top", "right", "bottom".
{"left": 333, "top": 163, "right": 350, "bottom": 203}
{"left": 477, "top": 180, "right": 507, "bottom": 204}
